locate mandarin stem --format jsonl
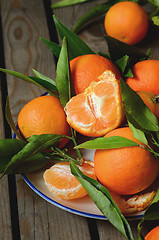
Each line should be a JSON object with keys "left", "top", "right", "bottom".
{"left": 152, "top": 95, "right": 159, "bottom": 104}
{"left": 70, "top": 127, "right": 83, "bottom": 165}
{"left": 48, "top": 147, "right": 81, "bottom": 165}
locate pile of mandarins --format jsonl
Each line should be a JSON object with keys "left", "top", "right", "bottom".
{"left": 17, "top": 1, "right": 159, "bottom": 216}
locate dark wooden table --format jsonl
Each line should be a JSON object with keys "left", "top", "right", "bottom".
{"left": 0, "top": 1, "right": 158, "bottom": 239}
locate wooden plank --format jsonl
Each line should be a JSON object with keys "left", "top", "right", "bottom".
{"left": 0, "top": 15, "right": 12, "bottom": 240}
{"left": 1, "top": 0, "right": 91, "bottom": 239}
{"left": 97, "top": 220, "right": 139, "bottom": 240}
{"left": 0, "top": 102, "right": 12, "bottom": 240}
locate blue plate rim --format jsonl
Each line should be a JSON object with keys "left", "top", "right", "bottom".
{"left": 21, "top": 173, "right": 144, "bottom": 220}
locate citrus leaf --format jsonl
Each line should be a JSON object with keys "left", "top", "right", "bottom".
{"left": 152, "top": 15, "right": 159, "bottom": 26}
{"left": 0, "top": 68, "right": 55, "bottom": 92}
{"left": 128, "top": 122, "right": 148, "bottom": 146}
{"left": 40, "top": 37, "right": 61, "bottom": 58}
{"left": 124, "top": 68, "right": 133, "bottom": 78}
{"left": 73, "top": 0, "right": 119, "bottom": 33}
{"left": 70, "top": 162, "right": 134, "bottom": 240}
{"left": 75, "top": 136, "right": 138, "bottom": 149}
{"left": 105, "top": 34, "right": 148, "bottom": 64}
{"left": 115, "top": 55, "right": 133, "bottom": 78}
{"left": 0, "top": 68, "right": 42, "bottom": 85}
{"left": 148, "top": 0, "right": 159, "bottom": 7}
{"left": 53, "top": 15, "right": 94, "bottom": 59}
{"left": 0, "top": 152, "right": 48, "bottom": 175}
{"left": 32, "top": 69, "right": 57, "bottom": 93}
{"left": 0, "top": 139, "right": 26, "bottom": 158}
{"left": 1, "top": 134, "right": 63, "bottom": 176}
{"left": 120, "top": 78, "right": 159, "bottom": 132}
{"left": 29, "top": 76, "right": 57, "bottom": 95}
{"left": 0, "top": 139, "right": 26, "bottom": 173}
{"left": 51, "top": 0, "right": 92, "bottom": 9}
{"left": 55, "top": 37, "right": 71, "bottom": 107}
{"left": 137, "top": 188, "right": 159, "bottom": 239}
{"left": 5, "top": 97, "right": 24, "bottom": 140}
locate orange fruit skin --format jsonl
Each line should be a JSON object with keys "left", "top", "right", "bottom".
{"left": 43, "top": 162, "right": 96, "bottom": 200}
{"left": 137, "top": 91, "right": 159, "bottom": 120}
{"left": 70, "top": 54, "right": 121, "bottom": 94}
{"left": 104, "top": 1, "right": 149, "bottom": 45}
{"left": 126, "top": 60, "right": 159, "bottom": 95}
{"left": 145, "top": 226, "right": 159, "bottom": 240}
{"left": 18, "top": 95, "right": 71, "bottom": 148}
{"left": 94, "top": 127, "right": 159, "bottom": 195}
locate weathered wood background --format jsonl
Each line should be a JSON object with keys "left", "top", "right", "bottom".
{"left": 0, "top": 0, "right": 158, "bottom": 239}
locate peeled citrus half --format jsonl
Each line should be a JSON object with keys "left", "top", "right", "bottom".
{"left": 65, "top": 70, "right": 124, "bottom": 137}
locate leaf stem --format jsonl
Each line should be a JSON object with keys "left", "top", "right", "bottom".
{"left": 47, "top": 146, "right": 81, "bottom": 165}
{"left": 152, "top": 94, "right": 159, "bottom": 104}
{"left": 70, "top": 127, "right": 84, "bottom": 165}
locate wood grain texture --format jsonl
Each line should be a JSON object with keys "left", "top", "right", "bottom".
{"left": 0, "top": 177, "right": 12, "bottom": 240}
{"left": 0, "top": 51, "right": 12, "bottom": 240}
{"left": 97, "top": 220, "right": 139, "bottom": 240}
{"left": 1, "top": 0, "right": 91, "bottom": 239}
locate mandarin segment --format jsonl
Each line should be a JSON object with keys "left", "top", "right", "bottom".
{"left": 104, "top": 1, "right": 149, "bottom": 45}
{"left": 43, "top": 162, "right": 96, "bottom": 200}
{"left": 70, "top": 54, "right": 121, "bottom": 94}
{"left": 18, "top": 95, "right": 71, "bottom": 148}
{"left": 94, "top": 127, "right": 159, "bottom": 195}
{"left": 65, "top": 71, "right": 124, "bottom": 137}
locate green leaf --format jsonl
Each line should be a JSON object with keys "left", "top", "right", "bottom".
{"left": 5, "top": 97, "right": 24, "bottom": 140}
{"left": 152, "top": 15, "right": 159, "bottom": 26}
{"left": 70, "top": 162, "right": 134, "bottom": 240}
{"left": 0, "top": 68, "right": 56, "bottom": 93}
{"left": 2, "top": 134, "right": 63, "bottom": 176}
{"left": 73, "top": 0, "right": 120, "bottom": 33}
{"left": 75, "top": 136, "right": 138, "bottom": 149}
{"left": 51, "top": 0, "right": 92, "bottom": 9}
{"left": 6, "top": 152, "right": 48, "bottom": 174}
{"left": 53, "top": 15, "right": 94, "bottom": 59}
{"left": 32, "top": 69, "right": 57, "bottom": 94}
{"left": 115, "top": 55, "right": 133, "bottom": 78}
{"left": 40, "top": 37, "right": 61, "bottom": 58}
{"left": 0, "top": 139, "right": 26, "bottom": 157}
{"left": 105, "top": 34, "right": 148, "bottom": 64}
{"left": 55, "top": 37, "right": 71, "bottom": 107}
{"left": 0, "top": 68, "right": 42, "bottom": 87}
{"left": 0, "top": 139, "right": 27, "bottom": 173}
{"left": 120, "top": 78, "right": 159, "bottom": 132}
{"left": 128, "top": 122, "right": 148, "bottom": 146}
{"left": 137, "top": 188, "right": 159, "bottom": 239}
{"left": 148, "top": 0, "right": 159, "bottom": 7}
{"left": 124, "top": 68, "right": 133, "bottom": 78}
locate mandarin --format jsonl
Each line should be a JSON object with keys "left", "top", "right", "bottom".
{"left": 137, "top": 91, "right": 159, "bottom": 120}
{"left": 126, "top": 60, "right": 159, "bottom": 95}
{"left": 104, "top": 1, "right": 149, "bottom": 45}
{"left": 70, "top": 54, "right": 121, "bottom": 94}
{"left": 65, "top": 70, "right": 124, "bottom": 137}
{"left": 18, "top": 95, "right": 71, "bottom": 148}
{"left": 43, "top": 162, "right": 96, "bottom": 200}
{"left": 94, "top": 127, "right": 159, "bottom": 195}
{"left": 145, "top": 226, "right": 159, "bottom": 240}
